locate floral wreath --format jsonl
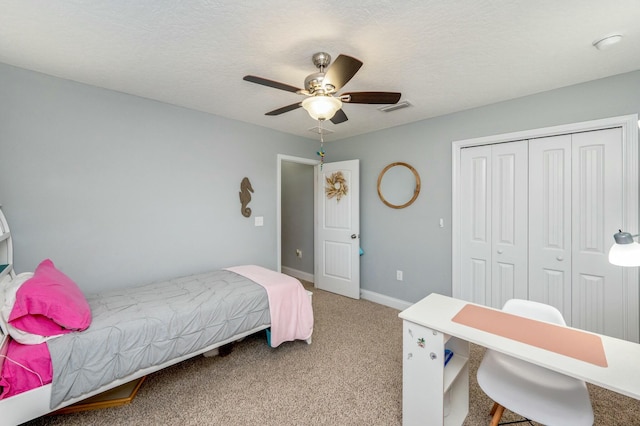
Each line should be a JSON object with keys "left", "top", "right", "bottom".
{"left": 325, "top": 171, "right": 348, "bottom": 201}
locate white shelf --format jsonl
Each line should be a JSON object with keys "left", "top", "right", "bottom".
{"left": 445, "top": 406, "right": 468, "bottom": 426}
{"left": 443, "top": 353, "right": 468, "bottom": 393}
{"left": 0, "top": 207, "right": 14, "bottom": 282}
{"left": 0, "top": 263, "right": 12, "bottom": 281}
{"left": 402, "top": 322, "right": 469, "bottom": 426}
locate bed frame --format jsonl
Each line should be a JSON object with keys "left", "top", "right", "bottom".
{"left": 0, "top": 322, "right": 270, "bottom": 425}
{"left": 0, "top": 207, "right": 312, "bottom": 426}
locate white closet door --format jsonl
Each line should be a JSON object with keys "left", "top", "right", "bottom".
{"left": 455, "top": 116, "right": 638, "bottom": 340}
{"left": 459, "top": 142, "right": 528, "bottom": 308}
{"left": 528, "top": 134, "right": 573, "bottom": 318}
{"left": 460, "top": 145, "right": 492, "bottom": 305}
{"left": 571, "top": 128, "right": 625, "bottom": 338}
{"left": 490, "top": 141, "right": 529, "bottom": 308}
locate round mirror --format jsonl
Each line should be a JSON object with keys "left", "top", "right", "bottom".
{"left": 377, "top": 162, "right": 421, "bottom": 209}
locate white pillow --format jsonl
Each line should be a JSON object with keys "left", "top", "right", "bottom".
{"left": 2, "top": 273, "right": 34, "bottom": 315}
{"left": 0, "top": 272, "right": 65, "bottom": 344}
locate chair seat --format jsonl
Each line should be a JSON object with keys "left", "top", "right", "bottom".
{"left": 477, "top": 349, "right": 594, "bottom": 426}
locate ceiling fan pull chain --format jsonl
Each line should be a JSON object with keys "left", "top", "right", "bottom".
{"left": 317, "top": 121, "right": 325, "bottom": 170}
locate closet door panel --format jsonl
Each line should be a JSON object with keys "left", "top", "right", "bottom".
{"left": 528, "top": 134, "right": 572, "bottom": 320}
{"left": 491, "top": 141, "right": 528, "bottom": 308}
{"left": 494, "top": 263, "right": 516, "bottom": 305}
{"left": 571, "top": 128, "right": 624, "bottom": 338}
{"left": 573, "top": 274, "right": 606, "bottom": 333}
{"left": 460, "top": 146, "right": 492, "bottom": 304}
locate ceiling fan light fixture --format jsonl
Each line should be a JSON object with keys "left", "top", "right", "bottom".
{"left": 302, "top": 96, "right": 342, "bottom": 121}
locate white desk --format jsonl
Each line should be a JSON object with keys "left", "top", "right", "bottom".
{"left": 399, "top": 293, "right": 640, "bottom": 426}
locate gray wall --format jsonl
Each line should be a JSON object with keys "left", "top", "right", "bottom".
{"left": 0, "top": 63, "right": 315, "bottom": 293}
{"left": 281, "top": 161, "right": 314, "bottom": 274}
{"left": 1, "top": 61, "right": 639, "bottom": 304}
{"left": 331, "top": 70, "right": 640, "bottom": 303}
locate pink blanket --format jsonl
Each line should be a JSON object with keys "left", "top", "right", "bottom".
{"left": 226, "top": 265, "right": 313, "bottom": 347}
{"left": 0, "top": 338, "right": 52, "bottom": 399}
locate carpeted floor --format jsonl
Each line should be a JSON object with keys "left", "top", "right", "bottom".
{"left": 23, "top": 282, "right": 640, "bottom": 425}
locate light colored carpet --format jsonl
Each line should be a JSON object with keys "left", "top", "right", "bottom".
{"left": 23, "top": 282, "right": 640, "bottom": 425}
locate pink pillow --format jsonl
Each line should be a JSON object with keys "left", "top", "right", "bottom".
{"left": 8, "top": 259, "right": 91, "bottom": 335}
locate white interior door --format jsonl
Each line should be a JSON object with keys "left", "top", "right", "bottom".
{"left": 315, "top": 160, "right": 360, "bottom": 299}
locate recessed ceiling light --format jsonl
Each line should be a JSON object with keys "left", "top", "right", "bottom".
{"left": 593, "top": 34, "right": 623, "bottom": 50}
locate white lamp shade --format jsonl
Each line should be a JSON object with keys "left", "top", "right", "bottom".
{"left": 302, "top": 96, "right": 342, "bottom": 121}
{"left": 609, "top": 241, "right": 640, "bottom": 266}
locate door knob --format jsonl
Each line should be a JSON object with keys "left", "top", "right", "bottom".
{"left": 351, "top": 234, "right": 358, "bottom": 239}
{"left": 556, "top": 256, "right": 564, "bottom": 261}
{"left": 497, "top": 249, "right": 503, "bottom": 254}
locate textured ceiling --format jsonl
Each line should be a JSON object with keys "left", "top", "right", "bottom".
{"left": 1, "top": 1, "right": 639, "bottom": 141}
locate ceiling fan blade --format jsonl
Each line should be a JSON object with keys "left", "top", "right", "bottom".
{"left": 324, "top": 54, "right": 363, "bottom": 91}
{"left": 265, "top": 102, "right": 302, "bottom": 116}
{"left": 243, "top": 75, "right": 301, "bottom": 93}
{"left": 330, "top": 109, "right": 348, "bottom": 124}
{"left": 342, "top": 92, "right": 401, "bottom": 104}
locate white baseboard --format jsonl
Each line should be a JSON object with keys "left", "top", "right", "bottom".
{"left": 360, "top": 289, "right": 412, "bottom": 311}
{"left": 281, "top": 268, "right": 411, "bottom": 311}
{"left": 281, "top": 266, "right": 314, "bottom": 283}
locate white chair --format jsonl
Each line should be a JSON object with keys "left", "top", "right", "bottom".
{"left": 476, "top": 299, "right": 594, "bottom": 426}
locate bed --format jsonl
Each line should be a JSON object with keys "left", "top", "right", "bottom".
{"left": 0, "top": 261, "right": 314, "bottom": 426}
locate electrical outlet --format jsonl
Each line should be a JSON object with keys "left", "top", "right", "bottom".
{"left": 396, "top": 270, "right": 403, "bottom": 281}
{"left": 296, "top": 249, "right": 302, "bottom": 258}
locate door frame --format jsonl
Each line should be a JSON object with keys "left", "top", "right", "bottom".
{"left": 452, "top": 114, "right": 639, "bottom": 333}
{"left": 276, "top": 154, "right": 319, "bottom": 274}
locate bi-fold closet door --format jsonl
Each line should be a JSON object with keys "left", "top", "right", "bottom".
{"left": 459, "top": 127, "right": 629, "bottom": 339}
{"left": 529, "top": 128, "right": 624, "bottom": 337}
{"left": 459, "top": 140, "right": 528, "bottom": 308}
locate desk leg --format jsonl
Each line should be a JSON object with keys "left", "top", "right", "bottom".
{"left": 402, "top": 321, "right": 469, "bottom": 426}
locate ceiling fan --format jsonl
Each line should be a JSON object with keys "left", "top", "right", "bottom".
{"left": 243, "top": 52, "right": 401, "bottom": 124}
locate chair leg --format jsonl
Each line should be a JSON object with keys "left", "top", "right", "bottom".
{"left": 490, "top": 402, "right": 499, "bottom": 416}
{"left": 489, "top": 403, "right": 505, "bottom": 426}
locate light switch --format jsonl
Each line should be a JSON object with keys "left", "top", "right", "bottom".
{"left": 254, "top": 216, "right": 264, "bottom": 226}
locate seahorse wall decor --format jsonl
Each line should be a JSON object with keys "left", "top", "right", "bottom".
{"left": 239, "top": 177, "right": 254, "bottom": 218}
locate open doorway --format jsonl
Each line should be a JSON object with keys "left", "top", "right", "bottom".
{"left": 277, "top": 154, "right": 318, "bottom": 282}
